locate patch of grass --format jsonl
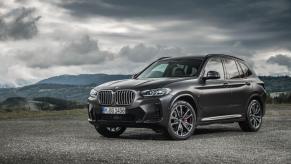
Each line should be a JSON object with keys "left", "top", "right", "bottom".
{"left": 265, "top": 104, "right": 291, "bottom": 117}
{"left": 0, "top": 108, "right": 87, "bottom": 120}
{"left": 266, "top": 104, "right": 291, "bottom": 110}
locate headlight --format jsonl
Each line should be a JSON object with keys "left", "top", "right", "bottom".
{"left": 141, "top": 88, "right": 171, "bottom": 97}
{"left": 90, "top": 89, "right": 98, "bottom": 97}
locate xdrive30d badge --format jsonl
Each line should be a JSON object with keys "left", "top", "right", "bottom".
{"left": 88, "top": 54, "right": 266, "bottom": 140}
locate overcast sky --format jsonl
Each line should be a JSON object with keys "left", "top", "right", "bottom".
{"left": 0, "top": 0, "right": 291, "bottom": 87}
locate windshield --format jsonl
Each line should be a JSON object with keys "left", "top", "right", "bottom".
{"left": 137, "top": 59, "right": 203, "bottom": 78}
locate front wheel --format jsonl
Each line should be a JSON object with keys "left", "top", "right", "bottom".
{"left": 166, "top": 101, "right": 196, "bottom": 140}
{"left": 95, "top": 126, "right": 126, "bottom": 138}
{"left": 239, "top": 99, "right": 263, "bottom": 132}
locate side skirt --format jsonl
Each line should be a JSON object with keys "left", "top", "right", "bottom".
{"left": 201, "top": 114, "right": 243, "bottom": 121}
{"left": 197, "top": 114, "right": 245, "bottom": 126}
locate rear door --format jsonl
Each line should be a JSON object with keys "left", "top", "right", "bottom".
{"left": 198, "top": 57, "right": 231, "bottom": 118}
{"left": 237, "top": 60, "right": 255, "bottom": 113}
{"left": 223, "top": 58, "right": 251, "bottom": 114}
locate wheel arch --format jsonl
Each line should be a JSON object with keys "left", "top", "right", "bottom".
{"left": 247, "top": 93, "right": 266, "bottom": 116}
{"left": 169, "top": 93, "right": 199, "bottom": 117}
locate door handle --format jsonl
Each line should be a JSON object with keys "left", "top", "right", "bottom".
{"left": 223, "top": 82, "right": 228, "bottom": 86}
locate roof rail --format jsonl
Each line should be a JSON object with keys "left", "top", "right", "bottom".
{"left": 157, "top": 57, "right": 171, "bottom": 60}
{"left": 206, "top": 54, "right": 244, "bottom": 61}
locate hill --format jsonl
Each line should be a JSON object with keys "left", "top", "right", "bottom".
{"left": 0, "top": 74, "right": 132, "bottom": 105}
{"left": 259, "top": 76, "right": 291, "bottom": 92}
{"left": 0, "top": 84, "right": 93, "bottom": 104}
{"left": 37, "top": 74, "right": 131, "bottom": 86}
{"left": 0, "top": 97, "right": 29, "bottom": 111}
{"left": 0, "top": 96, "right": 83, "bottom": 112}
{"left": 0, "top": 83, "right": 14, "bottom": 88}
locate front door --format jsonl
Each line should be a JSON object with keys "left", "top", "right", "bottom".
{"left": 197, "top": 57, "right": 231, "bottom": 119}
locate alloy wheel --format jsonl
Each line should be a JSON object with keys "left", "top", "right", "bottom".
{"left": 170, "top": 104, "right": 194, "bottom": 137}
{"left": 248, "top": 100, "right": 262, "bottom": 129}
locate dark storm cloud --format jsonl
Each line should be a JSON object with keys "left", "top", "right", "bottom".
{"left": 119, "top": 43, "right": 186, "bottom": 62}
{"left": 267, "top": 54, "right": 291, "bottom": 70}
{"left": 19, "top": 35, "right": 113, "bottom": 68}
{"left": 61, "top": 0, "right": 291, "bottom": 51}
{"left": 0, "top": 7, "right": 41, "bottom": 40}
{"left": 61, "top": 0, "right": 291, "bottom": 27}
{"left": 61, "top": 0, "right": 216, "bottom": 19}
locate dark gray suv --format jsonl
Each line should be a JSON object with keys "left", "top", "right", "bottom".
{"left": 88, "top": 54, "right": 266, "bottom": 140}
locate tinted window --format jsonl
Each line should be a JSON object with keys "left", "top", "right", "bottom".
{"left": 138, "top": 59, "right": 202, "bottom": 78}
{"left": 235, "top": 61, "right": 245, "bottom": 78}
{"left": 238, "top": 61, "right": 252, "bottom": 77}
{"left": 224, "top": 58, "right": 240, "bottom": 79}
{"left": 204, "top": 58, "right": 224, "bottom": 79}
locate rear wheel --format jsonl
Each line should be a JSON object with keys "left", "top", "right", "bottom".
{"left": 166, "top": 101, "right": 196, "bottom": 140}
{"left": 95, "top": 126, "right": 126, "bottom": 138}
{"left": 239, "top": 99, "right": 263, "bottom": 132}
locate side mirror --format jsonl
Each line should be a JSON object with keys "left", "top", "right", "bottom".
{"left": 204, "top": 71, "right": 220, "bottom": 80}
{"left": 132, "top": 73, "right": 138, "bottom": 79}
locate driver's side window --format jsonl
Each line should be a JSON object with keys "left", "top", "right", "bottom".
{"left": 204, "top": 58, "right": 224, "bottom": 80}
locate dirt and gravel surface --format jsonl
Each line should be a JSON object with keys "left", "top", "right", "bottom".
{"left": 0, "top": 105, "right": 290, "bottom": 164}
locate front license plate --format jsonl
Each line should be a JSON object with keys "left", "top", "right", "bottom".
{"left": 101, "top": 107, "right": 126, "bottom": 114}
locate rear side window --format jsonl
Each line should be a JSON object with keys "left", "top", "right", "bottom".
{"left": 235, "top": 61, "right": 245, "bottom": 78}
{"left": 204, "top": 57, "right": 224, "bottom": 79}
{"left": 238, "top": 61, "right": 252, "bottom": 77}
{"left": 223, "top": 58, "right": 240, "bottom": 79}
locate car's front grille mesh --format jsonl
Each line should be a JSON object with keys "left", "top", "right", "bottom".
{"left": 98, "top": 90, "right": 135, "bottom": 105}
{"left": 115, "top": 90, "right": 135, "bottom": 105}
{"left": 98, "top": 90, "right": 113, "bottom": 105}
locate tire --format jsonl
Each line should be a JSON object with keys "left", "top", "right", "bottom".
{"left": 95, "top": 126, "right": 126, "bottom": 138}
{"left": 239, "top": 99, "right": 263, "bottom": 132}
{"left": 166, "top": 100, "right": 196, "bottom": 140}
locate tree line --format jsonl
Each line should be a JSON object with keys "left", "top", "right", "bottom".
{"left": 266, "top": 93, "right": 291, "bottom": 104}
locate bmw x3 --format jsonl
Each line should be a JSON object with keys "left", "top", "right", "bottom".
{"left": 88, "top": 54, "right": 266, "bottom": 140}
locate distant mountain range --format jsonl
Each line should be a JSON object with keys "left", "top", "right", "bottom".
{"left": 0, "top": 74, "right": 291, "bottom": 107}
{"left": 0, "top": 74, "right": 132, "bottom": 105}
{"left": 259, "top": 76, "right": 291, "bottom": 92}
{"left": 38, "top": 74, "right": 131, "bottom": 86}
{"left": 0, "top": 83, "right": 14, "bottom": 88}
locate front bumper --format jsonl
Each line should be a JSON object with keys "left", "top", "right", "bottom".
{"left": 87, "top": 95, "right": 171, "bottom": 128}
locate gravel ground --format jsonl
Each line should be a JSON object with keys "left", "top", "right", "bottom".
{"left": 0, "top": 107, "right": 290, "bottom": 164}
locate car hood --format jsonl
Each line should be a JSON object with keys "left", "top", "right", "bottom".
{"left": 94, "top": 78, "right": 190, "bottom": 90}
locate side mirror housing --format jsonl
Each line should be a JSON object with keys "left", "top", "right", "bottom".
{"left": 132, "top": 73, "right": 138, "bottom": 79}
{"left": 204, "top": 71, "right": 220, "bottom": 80}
